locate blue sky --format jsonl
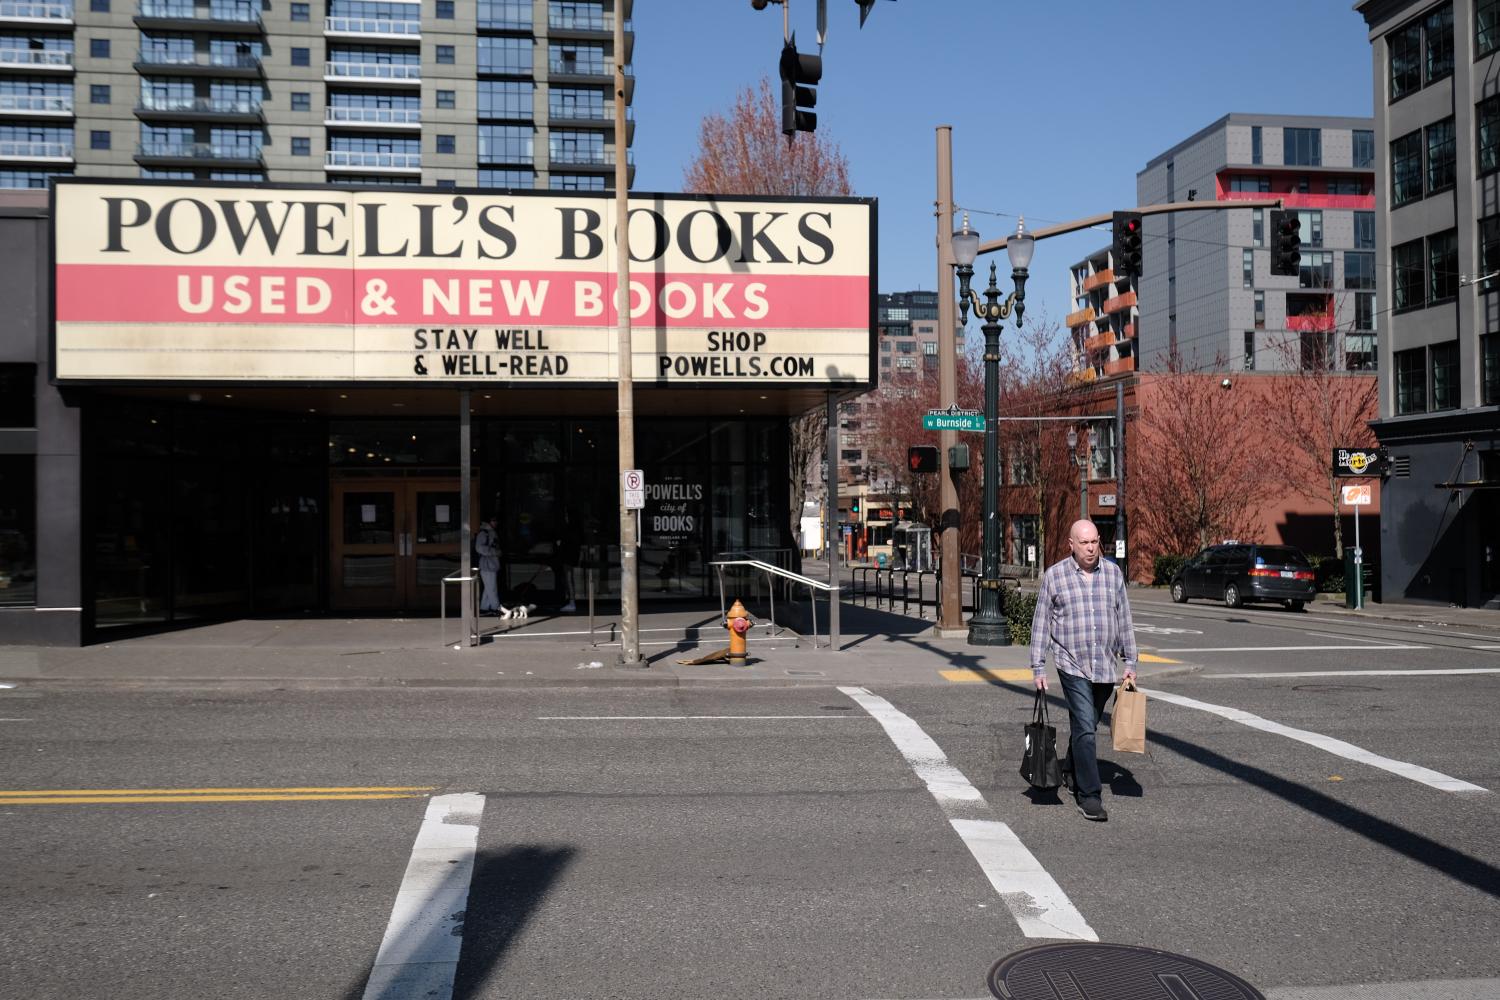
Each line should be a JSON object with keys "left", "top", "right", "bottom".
{"left": 629, "top": 0, "right": 1376, "bottom": 323}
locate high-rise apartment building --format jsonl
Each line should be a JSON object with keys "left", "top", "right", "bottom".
{"left": 0, "top": 0, "right": 633, "bottom": 191}
{"left": 1358, "top": 0, "right": 1499, "bottom": 608}
{"left": 1135, "top": 114, "right": 1377, "bottom": 373}
{"left": 1066, "top": 245, "right": 1138, "bottom": 379}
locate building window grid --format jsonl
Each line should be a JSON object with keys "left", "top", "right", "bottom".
{"left": 1394, "top": 238, "right": 1425, "bottom": 311}
{"left": 1254, "top": 290, "right": 1265, "bottom": 329}
{"left": 1479, "top": 96, "right": 1500, "bottom": 176}
{"left": 478, "top": 80, "right": 534, "bottom": 120}
{"left": 1299, "top": 251, "right": 1334, "bottom": 290}
{"left": 1283, "top": 127, "right": 1321, "bottom": 167}
{"left": 1252, "top": 208, "right": 1263, "bottom": 247}
{"left": 1390, "top": 20, "right": 1423, "bottom": 100}
{"left": 1430, "top": 341, "right": 1460, "bottom": 411}
{"left": 1354, "top": 211, "right": 1375, "bottom": 250}
{"left": 1426, "top": 118, "right": 1457, "bottom": 193}
{"left": 1481, "top": 0, "right": 1500, "bottom": 57}
{"left": 1482, "top": 215, "right": 1500, "bottom": 293}
{"left": 1344, "top": 252, "right": 1376, "bottom": 291}
{"left": 1395, "top": 347, "right": 1427, "bottom": 413}
{"left": 1482, "top": 333, "right": 1500, "bottom": 405}
{"left": 477, "top": 168, "right": 534, "bottom": 188}
{"left": 1426, "top": 5, "right": 1455, "bottom": 82}
{"left": 1353, "top": 129, "right": 1374, "bottom": 168}
{"left": 1242, "top": 248, "right": 1254, "bottom": 289}
{"left": 1392, "top": 130, "right": 1423, "bottom": 206}
{"left": 1250, "top": 126, "right": 1262, "bottom": 165}
{"left": 1429, "top": 229, "right": 1459, "bottom": 303}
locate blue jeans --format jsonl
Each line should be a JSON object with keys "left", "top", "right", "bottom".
{"left": 1057, "top": 671, "right": 1115, "bottom": 800}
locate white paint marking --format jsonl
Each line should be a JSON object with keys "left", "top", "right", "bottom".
{"left": 0, "top": 684, "right": 15, "bottom": 690}
{"left": 1301, "top": 630, "right": 1392, "bottom": 643}
{"left": 1156, "top": 644, "right": 1427, "bottom": 653}
{"left": 1471, "top": 644, "right": 1500, "bottom": 650}
{"left": 361, "top": 792, "right": 484, "bottom": 1000}
{"left": 839, "top": 685, "right": 1097, "bottom": 941}
{"left": 1204, "top": 668, "right": 1500, "bottom": 679}
{"left": 1142, "top": 687, "right": 1487, "bottom": 793}
{"left": 537, "top": 715, "right": 865, "bottom": 720}
{"left": 0, "top": 718, "right": 31, "bottom": 722}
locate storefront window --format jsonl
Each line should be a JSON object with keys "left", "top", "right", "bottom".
{"left": 0, "top": 456, "right": 36, "bottom": 607}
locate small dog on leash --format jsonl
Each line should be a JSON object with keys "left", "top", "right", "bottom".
{"left": 498, "top": 603, "right": 536, "bottom": 620}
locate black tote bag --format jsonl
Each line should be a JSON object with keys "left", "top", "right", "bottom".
{"left": 1019, "top": 689, "right": 1063, "bottom": 790}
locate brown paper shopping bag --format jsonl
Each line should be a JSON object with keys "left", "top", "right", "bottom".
{"left": 1111, "top": 677, "right": 1147, "bottom": 754}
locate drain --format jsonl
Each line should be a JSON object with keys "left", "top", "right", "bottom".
{"left": 988, "top": 943, "right": 1263, "bottom": 999}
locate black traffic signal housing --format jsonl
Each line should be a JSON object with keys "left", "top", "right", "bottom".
{"left": 780, "top": 39, "right": 822, "bottom": 135}
{"left": 851, "top": 497, "right": 860, "bottom": 514}
{"left": 1112, "top": 211, "right": 1143, "bottom": 277}
{"left": 1271, "top": 210, "right": 1302, "bottom": 276}
{"left": 907, "top": 445, "right": 938, "bottom": 474}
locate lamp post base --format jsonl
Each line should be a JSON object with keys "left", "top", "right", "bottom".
{"left": 966, "top": 614, "right": 1011, "bottom": 646}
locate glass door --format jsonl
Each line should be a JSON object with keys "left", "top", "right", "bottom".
{"left": 330, "top": 479, "right": 475, "bottom": 611}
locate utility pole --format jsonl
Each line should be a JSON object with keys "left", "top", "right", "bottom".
{"left": 614, "top": 6, "right": 641, "bottom": 665}
{"left": 934, "top": 126, "right": 964, "bottom": 635}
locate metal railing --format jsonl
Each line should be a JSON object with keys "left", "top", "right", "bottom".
{"left": 324, "top": 15, "right": 419, "bottom": 36}
{"left": 0, "top": 2, "right": 72, "bottom": 20}
{"left": 325, "top": 106, "right": 420, "bottom": 126}
{"left": 136, "top": 50, "right": 261, "bottom": 69}
{"left": 324, "top": 149, "right": 420, "bottom": 170}
{"left": 0, "top": 48, "right": 71, "bottom": 66}
{"left": 710, "top": 558, "right": 839, "bottom": 650}
{"left": 0, "top": 139, "right": 71, "bottom": 158}
{"left": 136, "top": 140, "right": 261, "bottom": 160}
{"left": 138, "top": 2, "right": 261, "bottom": 24}
{"left": 548, "top": 147, "right": 633, "bottom": 166}
{"left": 850, "top": 565, "right": 981, "bottom": 622}
{"left": 0, "top": 93, "right": 72, "bottom": 113}
{"left": 548, "top": 58, "right": 616, "bottom": 77}
{"left": 138, "top": 95, "right": 260, "bottom": 115}
{"left": 324, "top": 61, "right": 420, "bottom": 81}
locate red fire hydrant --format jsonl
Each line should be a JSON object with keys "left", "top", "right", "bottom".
{"left": 725, "top": 599, "right": 753, "bottom": 666}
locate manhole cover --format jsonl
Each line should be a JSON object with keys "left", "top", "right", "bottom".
{"left": 988, "top": 943, "right": 1263, "bottom": 999}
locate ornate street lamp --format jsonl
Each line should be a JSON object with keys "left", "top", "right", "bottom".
{"left": 953, "top": 215, "right": 1033, "bottom": 646}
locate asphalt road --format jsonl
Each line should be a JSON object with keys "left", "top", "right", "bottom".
{"left": 2, "top": 607, "right": 1498, "bottom": 999}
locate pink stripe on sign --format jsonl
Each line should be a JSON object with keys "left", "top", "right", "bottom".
{"left": 55, "top": 265, "right": 870, "bottom": 329}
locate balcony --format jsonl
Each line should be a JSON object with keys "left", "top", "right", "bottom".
{"left": 1081, "top": 268, "right": 1115, "bottom": 293}
{"left": 324, "top": 16, "right": 419, "bottom": 40}
{"left": 0, "top": 48, "right": 73, "bottom": 73}
{"left": 548, "top": 11, "right": 631, "bottom": 43}
{"left": 0, "top": 2, "right": 72, "bottom": 26}
{"left": 0, "top": 138, "right": 71, "bottom": 161}
{"left": 477, "top": 147, "right": 534, "bottom": 167}
{"left": 1101, "top": 289, "right": 1137, "bottom": 315}
{"left": 135, "top": 141, "right": 263, "bottom": 167}
{"left": 1084, "top": 330, "right": 1116, "bottom": 354}
{"left": 547, "top": 147, "right": 631, "bottom": 168}
{"left": 548, "top": 58, "right": 634, "bottom": 98}
{"left": 0, "top": 92, "right": 72, "bottom": 115}
{"left": 135, "top": 2, "right": 264, "bottom": 33}
{"left": 324, "top": 106, "right": 421, "bottom": 130}
{"left": 324, "top": 61, "right": 421, "bottom": 86}
{"left": 1102, "top": 357, "right": 1135, "bottom": 377}
{"left": 136, "top": 95, "right": 262, "bottom": 122}
{"left": 1065, "top": 305, "right": 1095, "bottom": 329}
{"left": 324, "top": 149, "right": 420, "bottom": 173}
{"left": 546, "top": 105, "right": 633, "bottom": 140}
{"left": 134, "top": 50, "right": 263, "bottom": 77}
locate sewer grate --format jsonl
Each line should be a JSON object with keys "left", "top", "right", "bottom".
{"left": 988, "top": 943, "right": 1264, "bottom": 999}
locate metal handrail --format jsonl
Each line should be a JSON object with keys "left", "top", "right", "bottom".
{"left": 440, "top": 570, "right": 477, "bottom": 648}
{"left": 710, "top": 558, "right": 838, "bottom": 650}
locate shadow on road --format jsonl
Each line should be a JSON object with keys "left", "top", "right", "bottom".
{"left": 1147, "top": 729, "right": 1500, "bottom": 900}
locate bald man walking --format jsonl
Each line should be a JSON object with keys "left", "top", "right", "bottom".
{"left": 1029, "top": 519, "right": 1138, "bottom": 821}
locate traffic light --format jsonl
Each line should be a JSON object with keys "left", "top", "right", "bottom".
{"left": 779, "top": 38, "right": 821, "bottom": 135}
{"left": 1112, "top": 211, "right": 1143, "bottom": 278}
{"left": 907, "top": 445, "right": 938, "bottom": 474}
{"left": 851, "top": 498, "right": 860, "bottom": 514}
{"left": 1271, "top": 210, "right": 1302, "bottom": 276}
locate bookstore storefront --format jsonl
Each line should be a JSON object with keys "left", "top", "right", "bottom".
{"left": 1, "top": 181, "right": 874, "bottom": 644}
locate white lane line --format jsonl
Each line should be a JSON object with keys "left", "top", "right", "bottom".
{"left": 360, "top": 792, "right": 484, "bottom": 1000}
{"left": 537, "top": 715, "right": 866, "bottom": 720}
{"left": 1141, "top": 687, "right": 1487, "bottom": 793}
{"left": 1204, "top": 668, "right": 1500, "bottom": 679}
{"left": 839, "top": 685, "right": 1097, "bottom": 942}
{"left": 1156, "top": 644, "right": 1427, "bottom": 653}
{"left": 1472, "top": 644, "right": 1500, "bottom": 650}
{"left": 0, "top": 718, "right": 31, "bottom": 722}
{"left": 1264, "top": 976, "right": 1500, "bottom": 999}
{"left": 1302, "top": 630, "right": 1392, "bottom": 643}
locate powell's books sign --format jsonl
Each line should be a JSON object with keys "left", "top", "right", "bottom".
{"left": 50, "top": 180, "right": 875, "bottom": 387}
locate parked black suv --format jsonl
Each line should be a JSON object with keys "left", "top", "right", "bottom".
{"left": 1169, "top": 542, "right": 1317, "bottom": 611}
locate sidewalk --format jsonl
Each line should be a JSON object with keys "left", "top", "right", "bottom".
{"left": 1, "top": 574, "right": 1490, "bottom": 691}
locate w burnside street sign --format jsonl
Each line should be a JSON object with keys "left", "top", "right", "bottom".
{"left": 923, "top": 405, "right": 985, "bottom": 432}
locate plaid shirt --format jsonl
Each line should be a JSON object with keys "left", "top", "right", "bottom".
{"left": 1029, "top": 556, "right": 1138, "bottom": 682}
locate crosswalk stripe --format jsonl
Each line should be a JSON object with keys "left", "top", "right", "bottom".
{"left": 360, "top": 792, "right": 484, "bottom": 1000}
{"left": 840, "top": 685, "right": 1097, "bottom": 942}
{"left": 1142, "top": 687, "right": 1487, "bottom": 793}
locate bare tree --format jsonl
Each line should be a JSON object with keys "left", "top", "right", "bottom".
{"left": 1133, "top": 350, "right": 1277, "bottom": 560}
{"left": 1263, "top": 300, "right": 1380, "bottom": 557}
{"left": 682, "top": 79, "right": 852, "bottom": 198}
{"left": 682, "top": 77, "right": 855, "bottom": 542}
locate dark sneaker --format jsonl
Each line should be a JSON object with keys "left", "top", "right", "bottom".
{"left": 1076, "top": 796, "right": 1108, "bottom": 822}
{"left": 1060, "top": 760, "right": 1075, "bottom": 793}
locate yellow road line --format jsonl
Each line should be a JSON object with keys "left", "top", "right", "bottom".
{"left": 0, "top": 793, "right": 427, "bottom": 806}
{"left": 0, "top": 785, "right": 434, "bottom": 798}
{"left": 941, "top": 668, "right": 1036, "bottom": 683}
{"left": 1139, "top": 653, "right": 1182, "bottom": 664}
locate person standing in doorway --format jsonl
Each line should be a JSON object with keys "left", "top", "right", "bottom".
{"left": 475, "top": 517, "right": 503, "bottom": 616}
{"left": 1029, "top": 518, "right": 1137, "bottom": 822}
